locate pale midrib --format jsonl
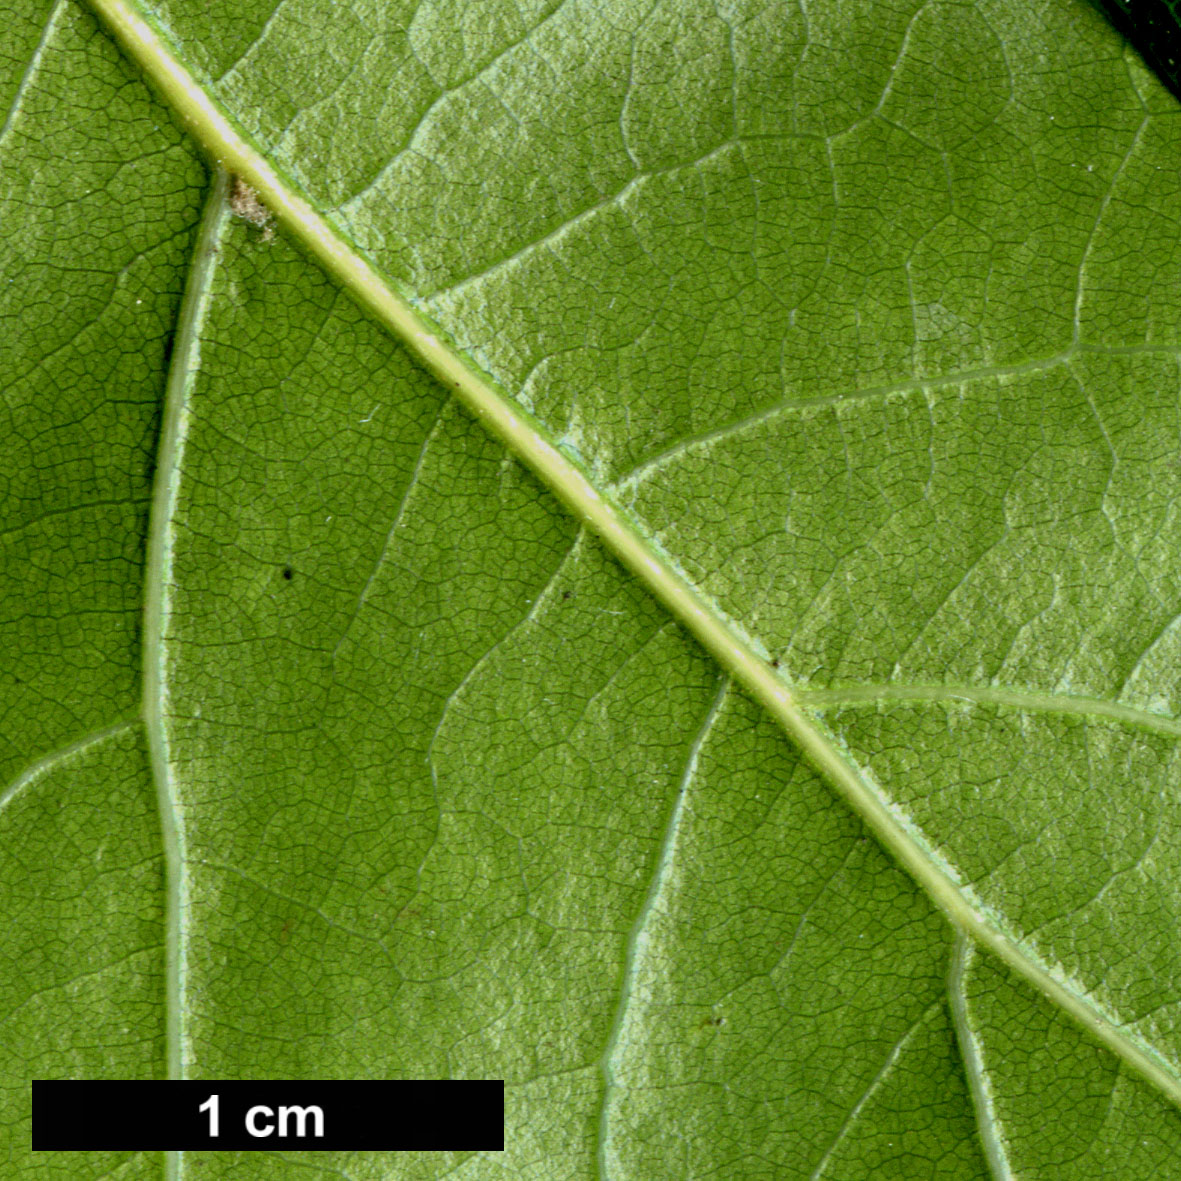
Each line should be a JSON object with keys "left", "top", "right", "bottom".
{"left": 141, "top": 167, "right": 230, "bottom": 1181}
{"left": 85, "top": 0, "right": 1181, "bottom": 1118}
{"left": 798, "top": 682, "right": 1181, "bottom": 739}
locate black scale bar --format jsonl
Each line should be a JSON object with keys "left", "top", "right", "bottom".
{"left": 32, "top": 1080, "right": 503, "bottom": 1151}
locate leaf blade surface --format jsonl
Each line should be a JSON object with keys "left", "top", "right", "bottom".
{"left": 5, "top": 0, "right": 1181, "bottom": 1176}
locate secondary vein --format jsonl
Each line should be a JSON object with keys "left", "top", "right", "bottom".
{"left": 798, "top": 681, "right": 1181, "bottom": 739}
{"left": 0, "top": 718, "right": 138, "bottom": 815}
{"left": 807, "top": 1004, "right": 939, "bottom": 1181}
{"left": 595, "top": 675, "right": 729, "bottom": 1181}
{"left": 141, "top": 166, "right": 230, "bottom": 1181}
{"left": 948, "top": 935, "right": 1016, "bottom": 1181}
{"left": 0, "top": 0, "right": 66, "bottom": 150}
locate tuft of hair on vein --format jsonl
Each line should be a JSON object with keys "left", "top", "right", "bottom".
{"left": 228, "top": 175, "right": 274, "bottom": 241}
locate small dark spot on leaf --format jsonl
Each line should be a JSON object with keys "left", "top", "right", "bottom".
{"left": 282, "top": 566, "right": 294, "bottom": 581}
{"left": 770, "top": 658, "right": 780, "bottom": 668}
{"left": 561, "top": 589, "right": 572, "bottom": 601}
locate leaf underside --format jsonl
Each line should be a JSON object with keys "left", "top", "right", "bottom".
{"left": 4, "top": 0, "right": 1181, "bottom": 1178}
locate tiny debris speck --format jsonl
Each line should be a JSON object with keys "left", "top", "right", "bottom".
{"left": 229, "top": 176, "right": 274, "bottom": 241}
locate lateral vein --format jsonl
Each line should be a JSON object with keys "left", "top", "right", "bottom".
{"left": 0, "top": 719, "right": 138, "bottom": 815}
{"left": 0, "top": 0, "right": 66, "bottom": 150}
{"left": 808, "top": 1004, "right": 938, "bottom": 1181}
{"left": 595, "top": 676, "right": 729, "bottom": 1181}
{"left": 948, "top": 936, "right": 1016, "bottom": 1181}
{"left": 141, "top": 166, "right": 230, "bottom": 1181}
{"left": 799, "top": 681, "right": 1181, "bottom": 739}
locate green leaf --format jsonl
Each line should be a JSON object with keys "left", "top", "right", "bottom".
{"left": 5, "top": 0, "right": 1181, "bottom": 1176}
